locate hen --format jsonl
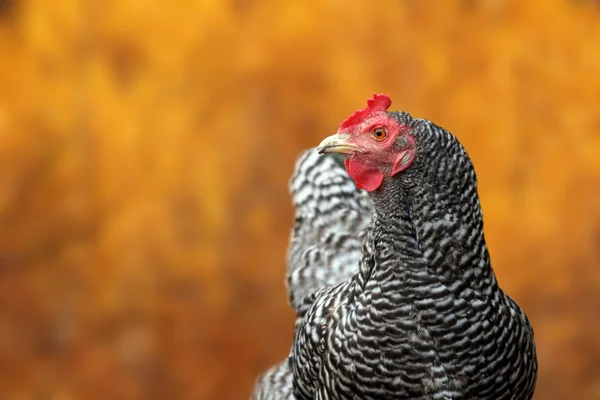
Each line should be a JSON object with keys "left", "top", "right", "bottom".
{"left": 253, "top": 94, "right": 537, "bottom": 400}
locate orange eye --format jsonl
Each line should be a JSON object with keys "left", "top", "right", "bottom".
{"left": 372, "top": 127, "right": 388, "bottom": 140}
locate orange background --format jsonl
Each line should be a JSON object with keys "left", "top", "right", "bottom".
{"left": 0, "top": 1, "right": 599, "bottom": 399}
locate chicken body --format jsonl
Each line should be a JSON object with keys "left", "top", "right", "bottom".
{"left": 253, "top": 101, "right": 537, "bottom": 400}
{"left": 253, "top": 150, "right": 370, "bottom": 400}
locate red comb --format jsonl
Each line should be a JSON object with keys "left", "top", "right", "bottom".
{"left": 340, "top": 93, "right": 392, "bottom": 129}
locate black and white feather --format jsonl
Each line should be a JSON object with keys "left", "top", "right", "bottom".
{"left": 253, "top": 149, "right": 371, "bottom": 400}
{"left": 287, "top": 149, "right": 372, "bottom": 315}
{"left": 253, "top": 112, "right": 537, "bottom": 400}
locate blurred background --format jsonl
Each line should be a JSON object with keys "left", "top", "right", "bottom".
{"left": 0, "top": 0, "right": 599, "bottom": 399}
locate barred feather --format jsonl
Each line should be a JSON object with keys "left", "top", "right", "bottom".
{"left": 253, "top": 112, "right": 537, "bottom": 400}
{"left": 287, "top": 149, "right": 371, "bottom": 314}
{"left": 253, "top": 150, "right": 371, "bottom": 399}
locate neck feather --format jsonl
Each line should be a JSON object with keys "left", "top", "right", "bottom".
{"left": 356, "top": 162, "right": 498, "bottom": 299}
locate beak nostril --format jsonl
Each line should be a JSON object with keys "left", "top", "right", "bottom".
{"left": 316, "top": 134, "right": 360, "bottom": 155}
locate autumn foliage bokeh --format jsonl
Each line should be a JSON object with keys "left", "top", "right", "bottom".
{"left": 0, "top": 1, "right": 599, "bottom": 399}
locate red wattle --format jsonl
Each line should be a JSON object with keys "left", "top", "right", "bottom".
{"left": 345, "top": 158, "right": 384, "bottom": 192}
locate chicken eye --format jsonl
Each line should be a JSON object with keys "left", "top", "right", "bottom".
{"left": 372, "top": 127, "right": 388, "bottom": 141}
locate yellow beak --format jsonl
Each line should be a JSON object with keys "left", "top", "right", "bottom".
{"left": 316, "top": 133, "right": 363, "bottom": 155}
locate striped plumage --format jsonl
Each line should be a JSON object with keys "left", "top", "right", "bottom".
{"left": 287, "top": 150, "right": 371, "bottom": 316}
{"left": 253, "top": 150, "right": 370, "bottom": 400}
{"left": 253, "top": 100, "right": 537, "bottom": 399}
